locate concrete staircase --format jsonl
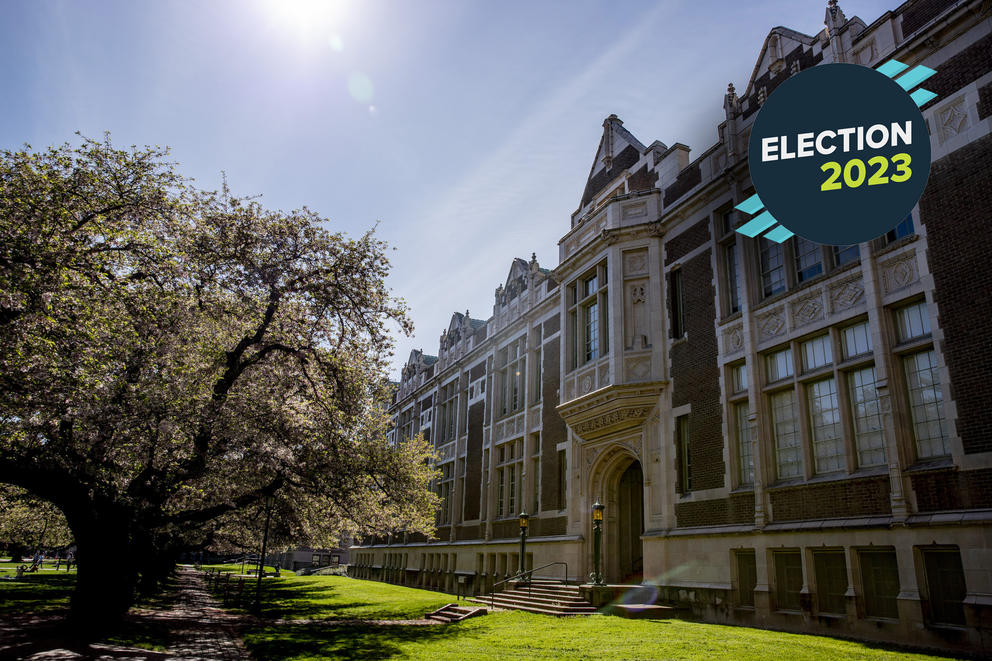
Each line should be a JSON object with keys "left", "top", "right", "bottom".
{"left": 470, "top": 580, "right": 599, "bottom": 616}
{"left": 425, "top": 603, "right": 488, "bottom": 623}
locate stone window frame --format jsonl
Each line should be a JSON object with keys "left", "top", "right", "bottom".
{"left": 747, "top": 235, "right": 862, "bottom": 304}
{"left": 494, "top": 438, "right": 524, "bottom": 520}
{"left": 715, "top": 205, "right": 743, "bottom": 318}
{"left": 772, "top": 548, "right": 804, "bottom": 612}
{"left": 436, "top": 376, "right": 460, "bottom": 444}
{"left": 436, "top": 460, "right": 455, "bottom": 525}
{"left": 566, "top": 260, "right": 609, "bottom": 371}
{"left": 854, "top": 547, "right": 901, "bottom": 621}
{"left": 726, "top": 360, "right": 753, "bottom": 489}
{"left": 495, "top": 336, "right": 526, "bottom": 420}
{"left": 889, "top": 298, "right": 951, "bottom": 462}
{"left": 760, "top": 322, "right": 885, "bottom": 484}
{"left": 811, "top": 548, "right": 849, "bottom": 616}
{"left": 675, "top": 414, "right": 692, "bottom": 494}
{"left": 733, "top": 549, "right": 758, "bottom": 608}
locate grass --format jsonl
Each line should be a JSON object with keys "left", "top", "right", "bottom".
{"left": 205, "top": 566, "right": 467, "bottom": 621}
{"left": 0, "top": 560, "right": 77, "bottom": 616}
{"left": 236, "top": 575, "right": 959, "bottom": 661}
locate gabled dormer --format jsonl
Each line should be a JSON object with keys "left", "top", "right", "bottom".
{"left": 578, "top": 115, "right": 649, "bottom": 217}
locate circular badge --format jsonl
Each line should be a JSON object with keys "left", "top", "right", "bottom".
{"left": 748, "top": 63, "right": 930, "bottom": 245}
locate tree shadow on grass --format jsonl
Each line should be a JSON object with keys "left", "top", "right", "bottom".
{"left": 240, "top": 581, "right": 452, "bottom": 621}
{"left": 245, "top": 621, "right": 467, "bottom": 661}
{"left": 0, "top": 573, "right": 76, "bottom": 616}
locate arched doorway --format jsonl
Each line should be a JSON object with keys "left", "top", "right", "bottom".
{"left": 617, "top": 461, "right": 644, "bottom": 583}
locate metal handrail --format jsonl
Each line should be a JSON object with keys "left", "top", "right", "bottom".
{"left": 490, "top": 561, "right": 568, "bottom": 609}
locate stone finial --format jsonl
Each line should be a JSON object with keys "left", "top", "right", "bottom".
{"left": 727, "top": 82, "right": 736, "bottom": 96}
{"left": 825, "top": 0, "right": 846, "bottom": 29}
{"left": 529, "top": 252, "right": 539, "bottom": 272}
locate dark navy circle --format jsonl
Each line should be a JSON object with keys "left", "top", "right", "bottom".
{"left": 748, "top": 63, "right": 930, "bottom": 245}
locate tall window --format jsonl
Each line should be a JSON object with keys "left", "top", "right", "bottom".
{"left": 495, "top": 440, "right": 523, "bottom": 518}
{"left": 557, "top": 449, "right": 567, "bottom": 510}
{"left": 567, "top": 262, "right": 608, "bottom": 369}
{"left": 771, "top": 390, "right": 802, "bottom": 479}
{"left": 813, "top": 551, "right": 847, "bottom": 615}
{"left": 438, "top": 462, "right": 454, "bottom": 524}
{"left": 849, "top": 367, "right": 886, "bottom": 467}
{"left": 497, "top": 339, "right": 525, "bottom": 418}
{"left": 735, "top": 402, "right": 754, "bottom": 486}
{"left": 725, "top": 242, "right": 742, "bottom": 314}
{"left": 808, "top": 378, "right": 844, "bottom": 474}
{"left": 904, "top": 350, "right": 949, "bottom": 458}
{"left": 676, "top": 415, "right": 691, "bottom": 493}
{"left": 736, "top": 550, "right": 757, "bottom": 607}
{"left": 833, "top": 244, "right": 860, "bottom": 266}
{"left": 801, "top": 334, "right": 833, "bottom": 372}
{"left": 794, "top": 237, "right": 824, "bottom": 282}
{"left": 883, "top": 214, "right": 914, "bottom": 245}
{"left": 759, "top": 238, "right": 786, "bottom": 298}
{"left": 859, "top": 550, "right": 900, "bottom": 619}
{"left": 437, "top": 379, "right": 459, "bottom": 443}
{"left": 669, "top": 269, "right": 685, "bottom": 338}
{"left": 922, "top": 548, "right": 967, "bottom": 625}
{"left": 775, "top": 551, "right": 804, "bottom": 611}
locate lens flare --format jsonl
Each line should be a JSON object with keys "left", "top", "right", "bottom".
{"left": 328, "top": 34, "right": 344, "bottom": 52}
{"left": 348, "top": 72, "right": 374, "bottom": 104}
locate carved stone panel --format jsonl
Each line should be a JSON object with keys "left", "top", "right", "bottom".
{"left": 828, "top": 277, "right": 864, "bottom": 313}
{"left": 881, "top": 253, "right": 919, "bottom": 294}
{"left": 723, "top": 324, "right": 744, "bottom": 355}
{"left": 625, "top": 355, "right": 651, "bottom": 382}
{"left": 790, "top": 292, "right": 825, "bottom": 329}
{"left": 623, "top": 249, "right": 648, "bottom": 276}
{"left": 936, "top": 95, "right": 969, "bottom": 144}
{"left": 758, "top": 308, "right": 786, "bottom": 338}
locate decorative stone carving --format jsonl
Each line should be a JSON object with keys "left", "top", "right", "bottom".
{"left": 623, "top": 250, "right": 648, "bottom": 276}
{"left": 758, "top": 309, "right": 786, "bottom": 338}
{"left": 723, "top": 324, "right": 744, "bottom": 354}
{"left": 599, "top": 364, "right": 611, "bottom": 387}
{"left": 829, "top": 277, "right": 864, "bottom": 313}
{"left": 791, "top": 293, "right": 824, "bottom": 328}
{"left": 630, "top": 285, "right": 646, "bottom": 304}
{"left": 881, "top": 253, "right": 919, "bottom": 293}
{"left": 622, "top": 202, "right": 647, "bottom": 220}
{"left": 573, "top": 407, "right": 651, "bottom": 436}
{"left": 581, "top": 375, "right": 594, "bottom": 394}
{"left": 937, "top": 96, "right": 969, "bottom": 144}
{"left": 625, "top": 356, "right": 651, "bottom": 381}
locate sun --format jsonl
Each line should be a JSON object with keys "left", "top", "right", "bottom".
{"left": 260, "top": 0, "right": 349, "bottom": 35}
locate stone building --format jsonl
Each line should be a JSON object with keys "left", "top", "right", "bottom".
{"left": 351, "top": 0, "right": 992, "bottom": 651}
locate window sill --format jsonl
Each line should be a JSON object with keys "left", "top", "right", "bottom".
{"left": 903, "top": 456, "right": 955, "bottom": 473}
{"left": 874, "top": 233, "right": 919, "bottom": 258}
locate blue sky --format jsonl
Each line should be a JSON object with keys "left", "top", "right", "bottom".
{"left": 1, "top": 0, "right": 897, "bottom": 377}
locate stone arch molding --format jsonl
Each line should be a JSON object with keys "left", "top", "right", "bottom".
{"left": 589, "top": 442, "right": 640, "bottom": 501}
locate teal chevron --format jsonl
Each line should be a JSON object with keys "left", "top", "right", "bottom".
{"left": 876, "top": 59, "right": 909, "bottom": 78}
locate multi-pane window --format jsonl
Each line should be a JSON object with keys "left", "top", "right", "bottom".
{"left": 731, "top": 363, "right": 748, "bottom": 394}
{"left": 813, "top": 551, "right": 848, "bottom": 615}
{"left": 801, "top": 334, "right": 833, "bottom": 372}
{"left": 842, "top": 321, "right": 872, "bottom": 359}
{"left": 725, "top": 242, "right": 742, "bottom": 314}
{"left": 883, "top": 214, "right": 914, "bottom": 245}
{"left": 794, "top": 237, "right": 824, "bottom": 282}
{"left": 437, "top": 462, "right": 454, "bottom": 524}
{"left": 771, "top": 390, "right": 802, "bottom": 479}
{"left": 775, "top": 551, "right": 804, "bottom": 611}
{"left": 849, "top": 367, "right": 886, "bottom": 467}
{"left": 767, "top": 347, "right": 794, "bottom": 382}
{"left": 567, "top": 262, "right": 608, "bottom": 369}
{"left": 922, "top": 548, "right": 967, "bottom": 625}
{"left": 859, "top": 550, "right": 900, "bottom": 619}
{"left": 532, "top": 326, "right": 543, "bottom": 403}
{"left": 398, "top": 407, "right": 415, "bottom": 442}
{"left": 557, "top": 449, "right": 567, "bottom": 510}
{"left": 676, "top": 415, "right": 691, "bottom": 493}
{"left": 495, "top": 440, "right": 523, "bottom": 519}
{"left": 497, "top": 339, "right": 525, "bottom": 418}
{"left": 670, "top": 269, "right": 685, "bottom": 338}
{"left": 904, "top": 350, "right": 949, "bottom": 458}
{"left": 895, "top": 301, "right": 931, "bottom": 342}
{"left": 735, "top": 402, "right": 754, "bottom": 486}
{"left": 736, "top": 550, "right": 757, "bottom": 607}
{"left": 760, "top": 238, "right": 786, "bottom": 298}
{"left": 808, "top": 378, "right": 844, "bottom": 473}
{"left": 437, "top": 379, "right": 459, "bottom": 443}
{"left": 833, "top": 244, "right": 860, "bottom": 266}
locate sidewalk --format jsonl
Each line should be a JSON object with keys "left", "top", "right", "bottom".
{"left": 0, "top": 566, "right": 249, "bottom": 660}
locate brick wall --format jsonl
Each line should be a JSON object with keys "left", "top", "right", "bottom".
{"left": 979, "top": 82, "right": 992, "bottom": 120}
{"left": 900, "top": 0, "right": 957, "bottom": 37}
{"left": 665, "top": 219, "right": 710, "bottom": 266}
{"left": 581, "top": 144, "right": 641, "bottom": 209}
{"left": 628, "top": 164, "right": 659, "bottom": 192}
{"left": 769, "top": 477, "right": 891, "bottom": 522}
{"left": 675, "top": 493, "right": 755, "bottom": 527}
{"left": 669, "top": 249, "right": 725, "bottom": 494}
{"left": 662, "top": 164, "right": 701, "bottom": 207}
{"left": 919, "top": 133, "right": 992, "bottom": 454}
{"left": 919, "top": 32, "right": 992, "bottom": 108}
{"left": 911, "top": 467, "right": 992, "bottom": 511}
{"left": 532, "top": 515, "right": 567, "bottom": 537}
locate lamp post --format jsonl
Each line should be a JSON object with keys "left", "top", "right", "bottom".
{"left": 591, "top": 500, "right": 605, "bottom": 585}
{"left": 518, "top": 511, "right": 529, "bottom": 580}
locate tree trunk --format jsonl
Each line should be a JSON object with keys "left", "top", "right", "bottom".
{"left": 64, "top": 511, "right": 139, "bottom": 635}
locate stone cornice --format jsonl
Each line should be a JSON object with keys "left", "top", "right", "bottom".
{"left": 556, "top": 381, "right": 667, "bottom": 441}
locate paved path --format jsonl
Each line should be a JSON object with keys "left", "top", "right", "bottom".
{"left": 0, "top": 567, "right": 249, "bottom": 661}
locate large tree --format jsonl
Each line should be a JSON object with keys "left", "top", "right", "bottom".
{"left": 0, "top": 136, "right": 437, "bottom": 631}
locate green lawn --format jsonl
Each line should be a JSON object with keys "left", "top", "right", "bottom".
{"left": 0, "top": 560, "right": 77, "bottom": 616}
{"left": 239, "top": 575, "right": 957, "bottom": 661}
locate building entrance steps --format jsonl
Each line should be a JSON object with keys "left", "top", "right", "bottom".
{"left": 425, "top": 603, "right": 488, "bottom": 623}
{"left": 470, "top": 579, "right": 599, "bottom": 616}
